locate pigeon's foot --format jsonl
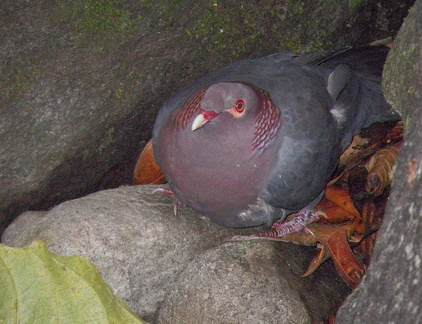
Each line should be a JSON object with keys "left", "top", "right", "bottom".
{"left": 152, "top": 188, "right": 176, "bottom": 197}
{"left": 267, "top": 209, "right": 326, "bottom": 237}
{"left": 228, "top": 209, "right": 326, "bottom": 242}
{"left": 152, "top": 188, "right": 184, "bottom": 215}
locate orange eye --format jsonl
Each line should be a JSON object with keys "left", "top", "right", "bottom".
{"left": 234, "top": 100, "right": 245, "bottom": 113}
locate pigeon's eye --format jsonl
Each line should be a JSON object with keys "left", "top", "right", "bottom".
{"left": 234, "top": 100, "right": 245, "bottom": 113}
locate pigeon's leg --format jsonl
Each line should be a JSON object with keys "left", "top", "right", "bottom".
{"left": 229, "top": 209, "right": 326, "bottom": 242}
{"left": 263, "top": 190, "right": 326, "bottom": 237}
{"left": 257, "top": 209, "right": 326, "bottom": 238}
{"left": 152, "top": 188, "right": 184, "bottom": 216}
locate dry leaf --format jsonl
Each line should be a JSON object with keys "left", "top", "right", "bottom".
{"left": 328, "top": 121, "right": 403, "bottom": 186}
{"left": 281, "top": 222, "right": 362, "bottom": 286}
{"left": 353, "top": 200, "right": 378, "bottom": 268}
{"left": 315, "top": 186, "right": 360, "bottom": 223}
{"left": 327, "top": 228, "right": 365, "bottom": 288}
{"left": 134, "top": 140, "right": 166, "bottom": 185}
{"left": 337, "top": 134, "right": 368, "bottom": 168}
{"left": 302, "top": 243, "right": 331, "bottom": 277}
{"left": 365, "top": 141, "right": 402, "bottom": 197}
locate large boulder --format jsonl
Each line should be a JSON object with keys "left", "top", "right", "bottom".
{"left": 337, "top": 1, "right": 422, "bottom": 323}
{"left": 0, "top": 0, "right": 414, "bottom": 230}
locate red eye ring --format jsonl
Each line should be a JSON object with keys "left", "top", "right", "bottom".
{"left": 234, "top": 100, "right": 245, "bottom": 113}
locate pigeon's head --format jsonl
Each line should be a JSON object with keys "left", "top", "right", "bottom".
{"left": 191, "top": 83, "right": 259, "bottom": 131}
{"left": 173, "top": 82, "right": 281, "bottom": 154}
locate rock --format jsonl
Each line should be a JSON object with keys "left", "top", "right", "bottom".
{"left": 158, "top": 241, "right": 349, "bottom": 324}
{"left": 0, "top": 211, "right": 47, "bottom": 243}
{"left": 3, "top": 185, "right": 350, "bottom": 323}
{"left": 337, "top": 1, "right": 422, "bottom": 323}
{"left": 0, "top": 0, "right": 413, "bottom": 230}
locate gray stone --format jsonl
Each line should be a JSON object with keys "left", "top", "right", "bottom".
{"left": 337, "top": 1, "right": 422, "bottom": 323}
{"left": 1, "top": 211, "right": 48, "bottom": 243}
{"left": 158, "top": 241, "right": 349, "bottom": 324}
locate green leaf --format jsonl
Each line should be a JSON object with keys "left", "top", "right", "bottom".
{"left": 0, "top": 241, "right": 145, "bottom": 323}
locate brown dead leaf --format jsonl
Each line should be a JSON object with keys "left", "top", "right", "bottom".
{"left": 315, "top": 186, "right": 360, "bottom": 223}
{"left": 134, "top": 140, "right": 166, "bottom": 185}
{"left": 365, "top": 141, "right": 402, "bottom": 197}
{"left": 302, "top": 243, "right": 331, "bottom": 277}
{"left": 281, "top": 222, "right": 364, "bottom": 287}
{"left": 337, "top": 134, "right": 368, "bottom": 169}
{"left": 328, "top": 121, "right": 403, "bottom": 187}
{"left": 327, "top": 228, "right": 364, "bottom": 288}
{"left": 353, "top": 200, "right": 379, "bottom": 268}
{"left": 249, "top": 220, "right": 363, "bottom": 285}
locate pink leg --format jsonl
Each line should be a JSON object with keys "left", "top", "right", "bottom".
{"left": 228, "top": 209, "right": 326, "bottom": 242}
{"left": 256, "top": 209, "right": 326, "bottom": 238}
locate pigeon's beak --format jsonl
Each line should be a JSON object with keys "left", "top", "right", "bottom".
{"left": 192, "top": 114, "right": 208, "bottom": 131}
{"left": 192, "top": 110, "right": 220, "bottom": 131}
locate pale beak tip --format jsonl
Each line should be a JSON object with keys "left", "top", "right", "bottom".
{"left": 191, "top": 114, "right": 207, "bottom": 131}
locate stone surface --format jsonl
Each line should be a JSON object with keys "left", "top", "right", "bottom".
{"left": 0, "top": 0, "right": 414, "bottom": 231}
{"left": 2, "top": 185, "right": 351, "bottom": 323}
{"left": 337, "top": 1, "right": 422, "bottom": 323}
{"left": 158, "top": 241, "right": 349, "bottom": 324}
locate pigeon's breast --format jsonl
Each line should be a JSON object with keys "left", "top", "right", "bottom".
{"left": 155, "top": 109, "right": 279, "bottom": 227}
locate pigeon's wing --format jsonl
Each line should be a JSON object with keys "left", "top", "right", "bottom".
{"left": 259, "top": 64, "right": 342, "bottom": 212}
{"left": 261, "top": 46, "right": 399, "bottom": 213}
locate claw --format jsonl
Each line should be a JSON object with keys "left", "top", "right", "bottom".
{"left": 152, "top": 188, "right": 176, "bottom": 197}
{"left": 152, "top": 188, "right": 184, "bottom": 216}
{"left": 226, "top": 235, "right": 262, "bottom": 242}
{"left": 173, "top": 200, "right": 184, "bottom": 216}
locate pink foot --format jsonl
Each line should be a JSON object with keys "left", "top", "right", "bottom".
{"left": 257, "top": 209, "right": 326, "bottom": 238}
{"left": 152, "top": 188, "right": 184, "bottom": 216}
{"left": 228, "top": 209, "right": 326, "bottom": 242}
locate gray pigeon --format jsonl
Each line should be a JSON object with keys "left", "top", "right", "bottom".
{"left": 153, "top": 46, "right": 400, "bottom": 228}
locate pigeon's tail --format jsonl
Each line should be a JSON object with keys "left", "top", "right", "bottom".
{"left": 295, "top": 45, "right": 390, "bottom": 78}
{"left": 310, "top": 44, "right": 401, "bottom": 150}
{"left": 340, "top": 46, "right": 401, "bottom": 127}
{"left": 359, "top": 76, "right": 401, "bottom": 129}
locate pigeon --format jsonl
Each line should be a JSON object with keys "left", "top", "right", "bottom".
{"left": 152, "top": 46, "right": 400, "bottom": 228}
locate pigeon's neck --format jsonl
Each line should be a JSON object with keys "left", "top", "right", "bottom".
{"left": 252, "top": 87, "right": 282, "bottom": 154}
